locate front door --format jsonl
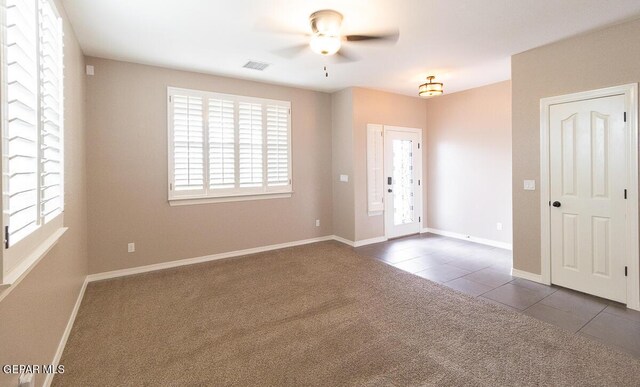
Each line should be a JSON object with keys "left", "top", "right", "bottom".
{"left": 549, "top": 94, "right": 627, "bottom": 303}
{"left": 384, "top": 127, "right": 422, "bottom": 239}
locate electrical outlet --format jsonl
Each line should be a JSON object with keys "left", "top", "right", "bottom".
{"left": 315, "top": 219, "right": 320, "bottom": 227}
{"left": 339, "top": 174, "right": 349, "bottom": 182}
{"left": 496, "top": 222, "right": 503, "bottom": 231}
{"left": 128, "top": 243, "right": 135, "bottom": 253}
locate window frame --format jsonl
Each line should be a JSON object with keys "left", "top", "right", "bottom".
{"left": 167, "top": 86, "right": 293, "bottom": 204}
{"left": 0, "top": 0, "right": 65, "bottom": 288}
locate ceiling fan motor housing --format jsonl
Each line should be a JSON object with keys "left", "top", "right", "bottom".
{"left": 310, "top": 10, "right": 343, "bottom": 36}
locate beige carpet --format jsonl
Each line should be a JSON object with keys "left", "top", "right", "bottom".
{"left": 54, "top": 241, "right": 640, "bottom": 386}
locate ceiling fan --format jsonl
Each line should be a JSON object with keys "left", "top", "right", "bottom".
{"left": 271, "top": 9, "right": 399, "bottom": 62}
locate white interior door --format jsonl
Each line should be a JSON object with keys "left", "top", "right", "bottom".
{"left": 549, "top": 94, "right": 627, "bottom": 302}
{"left": 384, "top": 127, "right": 422, "bottom": 239}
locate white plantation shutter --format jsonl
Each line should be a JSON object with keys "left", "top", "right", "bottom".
{"left": 266, "top": 104, "right": 290, "bottom": 187}
{"left": 39, "top": 0, "right": 63, "bottom": 223}
{"left": 238, "top": 102, "right": 262, "bottom": 188}
{"left": 1, "top": 0, "right": 64, "bottom": 281}
{"left": 208, "top": 98, "right": 235, "bottom": 189}
{"left": 171, "top": 94, "right": 205, "bottom": 193}
{"left": 3, "top": 0, "right": 39, "bottom": 245}
{"left": 168, "top": 88, "right": 291, "bottom": 201}
{"left": 367, "top": 124, "right": 384, "bottom": 215}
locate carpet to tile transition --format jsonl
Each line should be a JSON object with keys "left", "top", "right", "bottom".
{"left": 54, "top": 241, "right": 640, "bottom": 386}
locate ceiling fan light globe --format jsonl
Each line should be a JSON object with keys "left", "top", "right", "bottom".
{"left": 310, "top": 34, "right": 341, "bottom": 56}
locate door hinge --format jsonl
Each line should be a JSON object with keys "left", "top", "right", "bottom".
{"left": 624, "top": 112, "right": 627, "bottom": 122}
{"left": 4, "top": 225, "right": 9, "bottom": 249}
{"left": 418, "top": 180, "right": 421, "bottom": 186}
{"left": 419, "top": 216, "right": 421, "bottom": 222}
{"left": 548, "top": 201, "right": 551, "bottom": 207}
{"left": 625, "top": 266, "right": 628, "bottom": 277}
{"left": 624, "top": 189, "right": 627, "bottom": 199}
{"left": 418, "top": 143, "right": 421, "bottom": 149}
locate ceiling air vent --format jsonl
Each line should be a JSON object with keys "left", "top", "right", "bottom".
{"left": 243, "top": 60, "right": 270, "bottom": 71}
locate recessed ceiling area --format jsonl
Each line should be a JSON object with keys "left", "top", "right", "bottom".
{"left": 63, "top": 0, "right": 640, "bottom": 95}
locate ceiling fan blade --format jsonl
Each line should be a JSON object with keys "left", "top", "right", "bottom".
{"left": 272, "top": 44, "right": 309, "bottom": 58}
{"left": 345, "top": 30, "right": 399, "bottom": 43}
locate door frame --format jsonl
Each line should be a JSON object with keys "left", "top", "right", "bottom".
{"left": 383, "top": 125, "right": 423, "bottom": 240}
{"left": 539, "top": 83, "right": 639, "bottom": 310}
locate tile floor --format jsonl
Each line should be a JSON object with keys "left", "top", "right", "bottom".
{"left": 354, "top": 232, "right": 640, "bottom": 358}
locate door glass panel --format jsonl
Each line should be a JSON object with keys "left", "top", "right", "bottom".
{"left": 392, "top": 139, "right": 414, "bottom": 225}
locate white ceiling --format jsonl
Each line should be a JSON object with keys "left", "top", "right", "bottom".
{"left": 62, "top": 0, "right": 640, "bottom": 96}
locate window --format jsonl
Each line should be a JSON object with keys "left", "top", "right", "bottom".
{"left": 1, "top": 0, "right": 64, "bottom": 282}
{"left": 168, "top": 87, "right": 292, "bottom": 203}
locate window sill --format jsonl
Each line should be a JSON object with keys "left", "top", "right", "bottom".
{"left": 0, "top": 227, "right": 68, "bottom": 303}
{"left": 169, "top": 192, "right": 293, "bottom": 206}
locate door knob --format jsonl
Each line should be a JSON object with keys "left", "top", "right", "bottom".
{"left": 552, "top": 201, "right": 561, "bottom": 208}
{"left": 388, "top": 189, "right": 393, "bottom": 193}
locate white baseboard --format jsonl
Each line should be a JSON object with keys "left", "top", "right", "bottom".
{"left": 87, "top": 236, "right": 335, "bottom": 282}
{"left": 331, "top": 235, "right": 354, "bottom": 246}
{"left": 354, "top": 236, "right": 387, "bottom": 247}
{"left": 44, "top": 277, "right": 88, "bottom": 387}
{"left": 330, "top": 235, "right": 387, "bottom": 248}
{"left": 88, "top": 234, "right": 392, "bottom": 282}
{"left": 511, "top": 268, "right": 544, "bottom": 284}
{"left": 423, "top": 228, "right": 512, "bottom": 250}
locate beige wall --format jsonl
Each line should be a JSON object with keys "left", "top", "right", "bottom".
{"left": 0, "top": 1, "right": 88, "bottom": 385}
{"left": 329, "top": 87, "right": 428, "bottom": 242}
{"left": 512, "top": 18, "right": 640, "bottom": 274}
{"left": 352, "top": 88, "right": 428, "bottom": 241}
{"left": 331, "top": 89, "right": 355, "bottom": 241}
{"left": 425, "top": 81, "right": 512, "bottom": 244}
{"left": 85, "top": 58, "right": 333, "bottom": 274}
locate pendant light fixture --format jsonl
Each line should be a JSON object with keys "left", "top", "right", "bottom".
{"left": 418, "top": 76, "right": 444, "bottom": 97}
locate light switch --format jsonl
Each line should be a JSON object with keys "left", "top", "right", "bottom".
{"left": 86, "top": 65, "right": 94, "bottom": 75}
{"left": 340, "top": 174, "right": 349, "bottom": 182}
{"left": 523, "top": 180, "right": 536, "bottom": 191}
